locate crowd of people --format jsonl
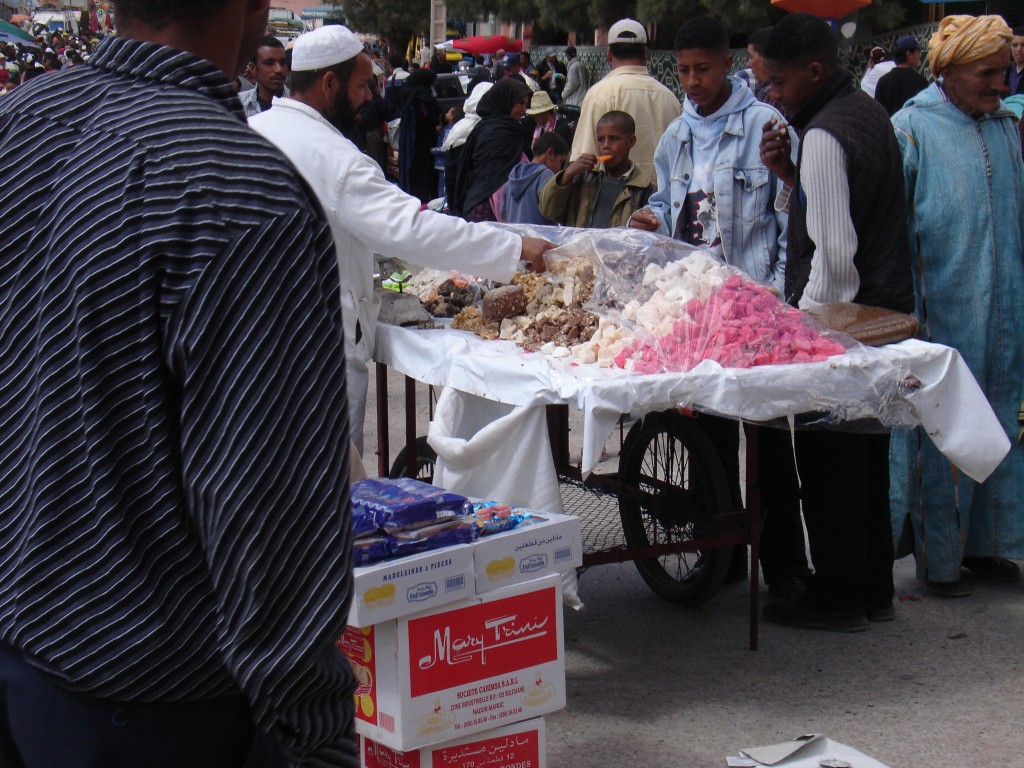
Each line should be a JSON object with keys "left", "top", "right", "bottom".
{"left": 0, "top": 30, "right": 105, "bottom": 96}
{"left": 0, "top": 1, "right": 1021, "bottom": 764}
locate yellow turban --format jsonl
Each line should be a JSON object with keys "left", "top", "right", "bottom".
{"left": 929, "top": 15, "right": 1012, "bottom": 78}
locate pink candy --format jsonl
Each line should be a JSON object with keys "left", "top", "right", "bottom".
{"left": 616, "top": 275, "right": 846, "bottom": 374}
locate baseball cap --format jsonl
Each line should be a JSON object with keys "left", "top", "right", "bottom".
{"left": 608, "top": 19, "right": 647, "bottom": 45}
{"left": 291, "top": 25, "right": 364, "bottom": 72}
{"left": 892, "top": 35, "right": 920, "bottom": 54}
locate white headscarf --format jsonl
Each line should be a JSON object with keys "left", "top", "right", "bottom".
{"left": 441, "top": 81, "right": 493, "bottom": 151}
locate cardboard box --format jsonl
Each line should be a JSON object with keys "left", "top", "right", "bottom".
{"left": 473, "top": 512, "right": 582, "bottom": 595}
{"left": 340, "top": 575, "right": 564, "bottom": 752}
{"left": 360, "top": 718, "right": 546, "bottom": 768}
{"left": 348, "top": 543, "right": 475, "bottom": 628}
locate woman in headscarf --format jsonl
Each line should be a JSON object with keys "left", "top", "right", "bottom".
{"left": 398, "top": 67, "right": 442, "bottom": 203}
{"left": 447, "top": 78, "right": 532, "bottom": 220}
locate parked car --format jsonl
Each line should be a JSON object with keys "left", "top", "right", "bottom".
{"left": 433, "top": 73, "right": 470, "bottom": 113}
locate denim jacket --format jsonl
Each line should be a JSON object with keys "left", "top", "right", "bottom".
{"left": 647, "top": 78, "right": 793, "bottom": 293}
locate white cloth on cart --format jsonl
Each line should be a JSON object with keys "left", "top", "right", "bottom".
{"left": 376, "top": 326, "right": 1009, "bottom": 483}
{"left": 428, "top": 388, "right": 566, "bottom": 513}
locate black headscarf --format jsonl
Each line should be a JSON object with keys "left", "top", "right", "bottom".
{"left": 448, "top": 79, "right": 532, "bottom": 216}
{"left": 477, "top": 78, "right": 532, "bottom": 118}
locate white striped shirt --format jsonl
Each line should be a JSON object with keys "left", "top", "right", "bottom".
{"left": 775, "top": 128, "right": 861, "bottom": 308}
{"left": 0, "top": 37, "right": 357, "bottom": 767}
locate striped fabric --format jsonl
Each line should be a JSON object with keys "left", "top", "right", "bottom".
{"left": 0, "top": 37, "right": 357, "bottom": 766}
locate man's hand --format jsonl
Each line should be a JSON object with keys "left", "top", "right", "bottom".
{"left": 628, "top": 207, "right": 660, "bottom": 232}
{"left": 560, "top": 154, "right": 596, "bottom": 186}
{"left": 760, "top": 117, "right": 796, "bottom": 189}
{"left": 520, "top": 237, "right": 554, "bottom": 273}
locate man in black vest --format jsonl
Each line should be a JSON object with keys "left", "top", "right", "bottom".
{"left": 757, "top": 13, "right": 914, "bottom": 632}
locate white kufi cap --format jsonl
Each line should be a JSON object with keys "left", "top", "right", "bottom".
{"left": 291, "top": 25, "right": 364, "bottom": 72}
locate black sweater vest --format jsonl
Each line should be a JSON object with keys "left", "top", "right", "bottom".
{"left": 786, "top": 75, "right": 915, "bottom": 313}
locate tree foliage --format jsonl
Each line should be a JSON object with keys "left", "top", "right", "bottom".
{"left": 334, "top": 0, "right": 430, "bottom": 50}
{"left": 448, "top": 0, "right": 921, "bottom": 47}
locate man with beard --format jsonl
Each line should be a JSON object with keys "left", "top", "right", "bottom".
{"left": 249, "top": 25, "right": 553, "bottom": 454}
{"left": 241, "top": 35, "right": 288, "bottom": 117}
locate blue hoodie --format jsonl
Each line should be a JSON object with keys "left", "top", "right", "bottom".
{"left": 502, "top": 161, "right": 556, "bottom": 225}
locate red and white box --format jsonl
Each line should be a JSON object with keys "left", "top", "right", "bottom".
{"left": 473, "top": 512, "right": 582, "bottom": 595}
{"left": 339, "top": 574, "right": 565, "bottom": 752}
{"left": 360, "top": 718, "right": 546, "bottom": 768}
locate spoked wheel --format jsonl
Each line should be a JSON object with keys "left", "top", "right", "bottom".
{"left": 618, "top": 412, "right": 733, "bottom": 606}
{"left": 388, "top": 436, "right": 437, "bottom": 483}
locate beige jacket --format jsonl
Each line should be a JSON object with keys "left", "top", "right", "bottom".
{"left": 569, "top": 65, "right": 681, "bottom": 181}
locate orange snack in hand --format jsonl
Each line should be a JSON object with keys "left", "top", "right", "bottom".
{"left": 596, "top": 154, "right": 613, "bottom": 162}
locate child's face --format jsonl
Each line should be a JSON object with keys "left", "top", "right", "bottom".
{"left": 595, "top": 120, "right": 636, "bottom": 169}
{"left": 539, "top": 150, "right": 567, "bottom": 174}
{"left": 676, "top": 47, "right": 733, "bottom": 115}
{"left": 446, "top": 108, "right": 458, "bottom": 124}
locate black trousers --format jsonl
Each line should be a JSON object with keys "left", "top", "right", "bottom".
{"left": 757, "top": 425, "right": 811, "bottom": 585}
{"left": 0, "top": 642, "right": 287, "bottom": 768}
{"left": 697, "top": 415, "right": 809, "bottom": 585}
{"left": 794, "top": 431, "right": 895, "bottom": 610}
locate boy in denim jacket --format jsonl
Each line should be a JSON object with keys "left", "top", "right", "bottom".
{"left": 630, "top": 17, "right": 805, "bottom": 600}
{"left": 630, "top": 16, "right": 792, "bottom": 294}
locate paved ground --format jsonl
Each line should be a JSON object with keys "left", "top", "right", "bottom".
{"left": 363, "top": 368, "right": 1024, "bottom": 768}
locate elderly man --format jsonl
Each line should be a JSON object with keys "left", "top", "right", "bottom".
{"left": 0, "top": 0, "right": 358, "bottom": 764}
{"left": 570, "top": 18, "right": 681, "bottom": 180}
{"left": 889, "top": 15, "right": 1024, "bottom": 598}
{"left": 249, "top": 26, "right": 552, "bottom": 454}
{"left": 758, "top": 14, "right": 914, "bottom": 631}
{"left": 241, "top": 34, "right": 289, "bottom": 117}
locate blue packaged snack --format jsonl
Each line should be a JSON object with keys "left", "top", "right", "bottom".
{"left": 471, "top": 501, "right": 532, "bottom": 535}
{"left": 352, "top": 535, "right": 392, "bottom": 566}
{"left": 351, "top": 477, "right": 472, "bottom": 533}
{"left": 389, "top": 518, "right": 479, "bottom": 557}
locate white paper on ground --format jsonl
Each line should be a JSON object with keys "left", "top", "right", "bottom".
{"left": 729, "top": 733, "right": 890, "bottom": 768}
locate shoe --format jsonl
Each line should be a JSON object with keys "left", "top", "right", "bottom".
{"left": 925, "top": 578, "right": 972, "bottom": 597}
{"left": 763, "top": 597, "right": 868, "bottom": 633}
{"left": 865, "top": 602, "right": 895, "bottom": 622}
{"left": 961, "top": 557, "right": 1021, "bottom": 583}
{"left": 767, "top": 574, "right": 810, "bottom": 600}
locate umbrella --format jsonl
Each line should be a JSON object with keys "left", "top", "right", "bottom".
{"left": 0, "top": 19, "right": 36, "bottom": 45}
{"left": 450, "top": 34, "right": 523, "bottom": 55}
{"left": 771, "top": 0, "right": 871, "bottom": 19}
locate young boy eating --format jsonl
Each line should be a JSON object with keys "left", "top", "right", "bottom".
{"left": 538, "top": 110, "right": 654, "bottom": 228}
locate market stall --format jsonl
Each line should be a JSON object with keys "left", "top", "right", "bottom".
{"left": 371, "top": 227, "right": 1010, "bottom": 648}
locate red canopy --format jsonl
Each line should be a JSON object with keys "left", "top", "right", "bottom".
{"left": 450, "top": 35, "right": 523, "bottom": 55}
{"left": 771, "top": 0, "right": 871, "bottom": 18}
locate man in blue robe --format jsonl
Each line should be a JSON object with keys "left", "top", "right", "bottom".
{"left": 890, "top": 14, "right": 1024, "bottom": 597}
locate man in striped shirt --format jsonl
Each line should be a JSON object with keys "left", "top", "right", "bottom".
{"left": 0, "top": 0, "right": 358, "bottom": 766}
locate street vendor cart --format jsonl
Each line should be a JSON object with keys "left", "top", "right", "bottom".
{"left": 370, "top": 228, "right": 1010, "bottom": 649}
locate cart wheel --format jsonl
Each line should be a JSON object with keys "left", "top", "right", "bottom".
{"left": 388, "top": 436, "right": 438, "bottom": 483}
{"left": 618, "top": 412, "right": 732, "bottom": 606}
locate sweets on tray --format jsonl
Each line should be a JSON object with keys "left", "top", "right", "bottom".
{"left": 482, "top": 284, "right": 527, "bottom": 322}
